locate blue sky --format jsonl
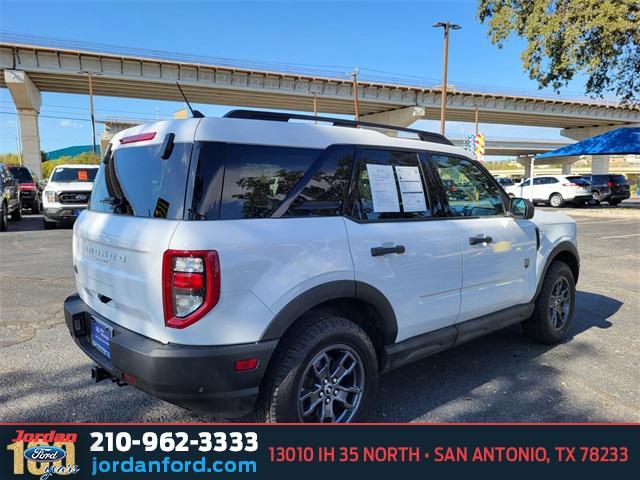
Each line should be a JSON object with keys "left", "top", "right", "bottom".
{"left": 0, "top": 0, "right": 594, "bottom": 155}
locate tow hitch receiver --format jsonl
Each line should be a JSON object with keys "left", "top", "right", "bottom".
{"left": 91, "top": 366, "right": 128, "bottom": 386}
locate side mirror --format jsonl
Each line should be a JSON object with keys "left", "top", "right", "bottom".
{"left": 510, "top": 197, "right": 535, "bottom": 220}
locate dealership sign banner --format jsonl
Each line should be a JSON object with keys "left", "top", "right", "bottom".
{"left": 2, "top": 423, "right": 637, "bottom": 479}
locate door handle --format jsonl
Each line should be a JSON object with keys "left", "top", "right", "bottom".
{"left": 469, "top": 235, "right": 493, "bottom": 246}
{"left": 371, "top": 245, "right": 406, "bottom": 257}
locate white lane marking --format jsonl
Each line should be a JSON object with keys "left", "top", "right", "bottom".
{"left": 600, "top": 233, "right": 640, "bottom": 240}
{"left": 576, "top": 219, "right": 635, "bottom": 225}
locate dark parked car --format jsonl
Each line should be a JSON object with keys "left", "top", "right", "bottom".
{"left": 583, "top": 174, "right": 631, "bottom": 206}
{"left": 0, "top": 163, "right": 22, "bottom": 231}
{"left": 9, "top": 165, "right": 43, "bottom": 213}
{"left": 496, "top": 177, "right": 515, "bottom": 187}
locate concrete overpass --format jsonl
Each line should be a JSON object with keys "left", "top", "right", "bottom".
{"left": 449, "top": 137, "right": 574, "bottom": 157}
{"left": 2, "top": 34, "right": 639, "bottom": 176}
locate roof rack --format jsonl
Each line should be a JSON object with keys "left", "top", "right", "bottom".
{"left": 223, "top": 109, "right": 454, "bottom": 146}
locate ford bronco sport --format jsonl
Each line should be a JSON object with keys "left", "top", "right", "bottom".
{"left": 64, "top": 111, "right": 579, "bottom": 423}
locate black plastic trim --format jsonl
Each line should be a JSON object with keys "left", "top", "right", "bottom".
{"left": 224, "top": 109, "right": 453, "bottom": 146}
{"left": 535, "top": 241, "right": 580, "bottom": 296}
{"left": 382, "top": 302, "right": 535, "bottom": 372}
{"left": 260, "top": 280, "right": 398, "bottom": 345}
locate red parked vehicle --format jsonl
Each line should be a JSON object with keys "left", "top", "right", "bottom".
{"left": 9, "top": 166, "right": 43, "bottom": 213}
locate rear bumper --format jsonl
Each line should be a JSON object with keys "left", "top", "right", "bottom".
{"left": 569, "top": 194, "right": 593, "bottom": 203}
{"left": 64, "top": 294, "right": 277, "bottom": 418}
{"left": 603, "top": 192, "right": 631, "bottom": 202}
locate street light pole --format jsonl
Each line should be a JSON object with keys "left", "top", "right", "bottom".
{"left": 433, "top": 22, "right": 461, "bottom": 136}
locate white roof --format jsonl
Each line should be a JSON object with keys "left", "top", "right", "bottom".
{"left": 111, "top": 116, "right": 471, "bottom": 158}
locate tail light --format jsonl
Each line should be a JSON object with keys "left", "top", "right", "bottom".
{"left": 162, "top": 250, "right": 220, "bottom": 329}
{"left": 562, "top": 182, "right": 578, "bottom": 187}
{"left": 20, "top": 182, "right": 36, "bottom": 191}
{"left": 607, "top": 181, "right": 615, "bottom": 187}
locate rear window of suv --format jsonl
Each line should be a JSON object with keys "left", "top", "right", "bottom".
{"left": 90, "top": 143, "right": 192, "bottom": 219}
{"left": 9, "top": 167, "right": 33, "bottom": 183}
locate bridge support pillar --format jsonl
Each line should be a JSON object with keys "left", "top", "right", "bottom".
{"left": 360, "top": 106, "right": 425, "bottom": 135}
{"left": 517, "top": 155, "right": 533, "bottom": 178}
{"left": 591, "top": 155, "right": 611, "bottom": 174}
{"left": 561, "top": 159, "right": 573, "bottom": 175}
{"left": 4, "top": 70, "right": 42, "bottom": 178}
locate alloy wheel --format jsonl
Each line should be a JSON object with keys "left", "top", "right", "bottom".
{"left": 548, "top": 277, "right": 571, "bottom": 329}
{"left": 297, "top": 344, "right": 365, "bottom": 423}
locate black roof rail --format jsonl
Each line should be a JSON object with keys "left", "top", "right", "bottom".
{"left": 223, "top": 109, "right": 454, "bottom": 146}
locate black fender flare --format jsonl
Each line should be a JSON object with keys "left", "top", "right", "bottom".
{"left": 535, "top": 241, "right": 580, "bottom": 299}
{"left": 259, "top": 280, "right": 398, "bottom": 345}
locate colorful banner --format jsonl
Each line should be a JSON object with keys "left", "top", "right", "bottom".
{"left": 2, "top": 423, "right": 637, "bottom": 479}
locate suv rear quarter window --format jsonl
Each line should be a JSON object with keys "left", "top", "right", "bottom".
{"left": 220, "top": 144, "right": 322, "bottom": 219}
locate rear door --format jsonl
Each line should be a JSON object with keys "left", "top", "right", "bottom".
{"left": 74, "top": 127, "right": 195, "bottom": 343}
{"left": 428, "top": 154, "right": 537, "bottom": 320}
{"left": 344, "top": 148, "right": 462, "bottom": 342}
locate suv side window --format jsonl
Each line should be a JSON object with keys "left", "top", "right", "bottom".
{"left": 283, "top": 145, "right": 353, "bottom": 217}
{"left": 350, "top": 148, "right": 431, "bottom": 221}
{"left": 220, "top": 144, "right": 322, "bottom": 219}
{"left": 533, "top": 177, "right": 546, "bottom": 185}
{"left": 430, "top": 154, "right": 506, "bottom": 217}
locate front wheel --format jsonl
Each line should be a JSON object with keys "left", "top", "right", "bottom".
{"left": 523, "top": 261, "right": 576, "bottom": 344}
{"left": 258, "top": 314, "right": 378, "bottom": 423}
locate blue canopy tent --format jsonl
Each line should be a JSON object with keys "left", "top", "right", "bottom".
{"left": 520, "top": 127, "right": 640, "bottom": 201}
{"left": 536, "top": 127, "right": 640, "bottom": 159}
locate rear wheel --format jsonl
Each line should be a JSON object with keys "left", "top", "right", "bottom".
{"left": 609, "top": 199, "right": 620, "bottom": 206}
{"left": 31, "top": 200, "right": 41, "bottom": 214}
{"left": 258, "top": 313, "right": 378, "bottom": 423}
{"left": 0, "top": 202, "right": 7, "bottom": 231}
{"left": 549, "top": 193, "right": 563, "bottom": 208}
{"left": 523, "top": 261, "right": 575, "bottom": 344}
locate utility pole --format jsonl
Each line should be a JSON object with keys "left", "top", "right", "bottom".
{"left": 79, "top": 70, "right": 101, "bottom": 156}
{"left": 349, "top": 68, "right": 360, "bottom": 121}
{"left": 433, "top": 22, "right": 461, "bottom": 136}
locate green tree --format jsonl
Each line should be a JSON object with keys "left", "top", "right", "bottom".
{"left": 478, "top": 0, "right": 640, "bottom": 104}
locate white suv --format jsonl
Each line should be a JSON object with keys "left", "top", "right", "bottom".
{"left": 64, "top": 111, "right": 579, "bottom": 423}
{"left": 43, "top": 164, "right": 99, "bottom": 229}
{"left": 504, "top": 175, "right": 593, "bottom": 207}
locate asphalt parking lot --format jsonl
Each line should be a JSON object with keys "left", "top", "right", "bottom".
{"left": 1, "top": 206, "right": 638, "bottom": 422}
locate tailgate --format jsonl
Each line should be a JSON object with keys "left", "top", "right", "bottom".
{"left": 74, "top": 212, "right": 180, "bottom": 343}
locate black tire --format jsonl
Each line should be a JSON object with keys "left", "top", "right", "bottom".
{"left": 0, "top": 202, "right": 7, "bottom": 231}
{"left": 43, "top": 219, "right": 56, "bottom": 230}
{"left": 549, "top": 193, "right": 563, "bottom": 208}
{"left": 11, "top": 205, "right": 22, "bottom": 221}
{"left": 523, "top": 261, "right": 576, "bottom": 344}
{"left": 608, "top": 200, "right": 620, "bottom": 207}
{"left": 31, "top": 200, "right": 41, "bottom": 214}
{"left": 258, "top": 313, "right": 378, "bottom": 423}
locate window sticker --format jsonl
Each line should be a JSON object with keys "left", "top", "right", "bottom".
{"left": 77, "top": 170, "right": 88, "bottom": 181}
{"left": 366, "top": 163, "right": 399, "bottom": 212}
{"left": 395, "top": 166, "right": 426, "bottom": 212}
